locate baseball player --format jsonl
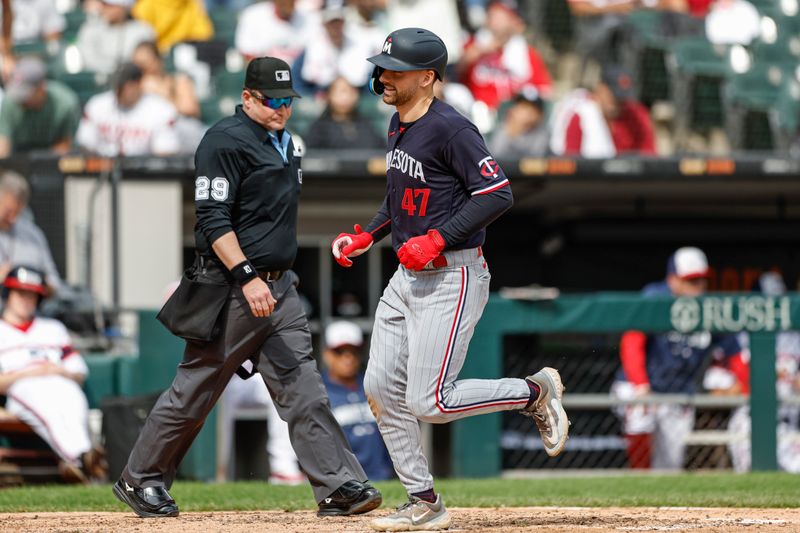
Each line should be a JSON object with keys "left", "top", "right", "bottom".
{"left": 612, "top": 247, "right": 747, "bottom": 470}
{"left": 331, "top": 28, "right": 569, "bottom": 531}
{"left": 0, "top": 265, "right": 106, "bottom": 483}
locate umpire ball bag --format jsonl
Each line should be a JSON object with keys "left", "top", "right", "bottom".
{"left": 157, "top": 265, "right": 230, "bottom": 342}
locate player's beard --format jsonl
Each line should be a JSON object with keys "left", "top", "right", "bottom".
{"left": 383, "top": 84, "right": 416, "bottom": 107}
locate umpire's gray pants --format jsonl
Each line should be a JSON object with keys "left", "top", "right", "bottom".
{"left": 123, "top": 268, "right": 367, "bottom": 503}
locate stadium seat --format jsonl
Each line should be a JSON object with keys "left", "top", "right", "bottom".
{"left": 723, "top": 63, "right": 789, "bottom": 150}
{"left": 214, "top": 68, "right": 245, "bottom": 98}
{"left": 63, "top": 9, "right": 87, "bottom": 44}
{"left": 200, "top": 96, "right": 236, "bottom": 125}
{"left": 769, "top": 78, "right": 800, "bottom": 151}
{"left": 623, "top": 10, "right": 671, "bottom": 105}
{"left": 208, "top": 8, "right": 239, "bottom": 47}
{"left": 667, "top": 37, "right": 730, "bottom": 136}
{"left": 58, "top": 71, "right": 109, "bottom": 107}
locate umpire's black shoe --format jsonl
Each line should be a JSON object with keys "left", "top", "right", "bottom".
{"left": 112, "top": 477, "right": 180, "bottom": 518}
{"left": 317, "top": 480, "right": 382, "bottom": 517}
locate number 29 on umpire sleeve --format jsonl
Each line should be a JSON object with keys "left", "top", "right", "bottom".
{"left": 195, "top": 176, "right": 230, "bottom": 201}
{"left": 401, "top": 187, "right": 430, "bottom": 216}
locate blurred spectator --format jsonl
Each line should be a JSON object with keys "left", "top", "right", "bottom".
{"left": 0, "top": 0, "right": 64, "bottom": 45}
{"left": 77, "top": 0, "right": 156, "bottom": 76}
{"left": 0, "top": 57, "right": 80, "bottom": 157}
{"left": 132, "top": 0, "right": 213, "bottom": 53}
{"left": 132, "top": 42, "right": 206, "bottom": 153}
{"left": 304, "top": 76, "right": 383, "bottom": 150}
{"left": 0, "top": 171, "right": 62, "bottom": 293}
{"left": 345, "top": 0, "right": 389, "bottom": 56}
{"left": 76, "top": 62, "right": 181, "bottom": 156}
{"left": 723, "top": 271, "right": 800, "bottom": 473}
{"left": 235, "top": 0, "right": 320, "bottom": 64}
{"left": 459, "top": 0, "right": 552, "bottom": 110}
{"left": 550, "top": 65, "right": 656, "bottom": 157}
{"left": 611, "top": 247, "right": 748, "bottom": 470}
{"left": 567, "top": 0, "right": 632, "bottom": 70}
{"left": 321, "top": 321, "right": 394, "bottom": 481}
{"left": 0, "top": 265, "right": 106, "bottom": 484}
{"left": 705, "top": 0, "right": 760, "bottom": 46}
{"left": 293, "top": 6, "right": 373, "bottom": 95}
{"left": 489, "top": 85, "right": 549, "bottom": 159}
{"left": 132, "top": 41, "right": 200, "bottom": 118}
{"left": 387, "top": 0, "right": 463, "bottom": 66}
{"left": 220, "top": 369, "right": 305, "bottom": 485}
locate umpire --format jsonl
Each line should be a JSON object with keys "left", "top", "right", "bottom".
{"left": 112, "top": 57, "right": 382, "bottom": 518}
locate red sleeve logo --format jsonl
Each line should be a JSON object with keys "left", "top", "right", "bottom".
{"left": 478, "top": 156, "right": 500, "bottom": 179}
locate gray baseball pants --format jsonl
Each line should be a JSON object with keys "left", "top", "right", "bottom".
{"left": 364, "top": 249, "right": 531, "bottom": 494}
{"left": 123, "top": 266, "right": 367, "bottom": 503}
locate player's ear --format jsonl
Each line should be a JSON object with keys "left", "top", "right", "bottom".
{"left": 421, "top": 70, "right": 436, "bottom": 89}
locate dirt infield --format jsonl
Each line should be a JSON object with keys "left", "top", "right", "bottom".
{"left": 1, "top": 507, "right": 798, "bottom": 532}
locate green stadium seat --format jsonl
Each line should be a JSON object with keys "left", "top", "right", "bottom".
{"left": 667, "top": 37, "right": 731, "bottom": 133}
{"left": 723, "top": 63, "right": 789, "bottom": 150}
{"left": 58, "top": 71, "right": 108, "bottom": 107}
{"left": 769, "top": 78, "right": 800, "bottom": 151}
{"left": 747, "top": 0, "right": 778, "bottom": 12}
{"left": 12, "top": 41, "right": 49, "bottom": 57}
{"left": 63, "top": 9, "right": 86, "bottom": 43}
{"left": 624, "top": 10, "right": 671, "bottom": 105}
{"left": 214, "top": 69, "right": 245, "bottom": 98}
{"left": 200, "top": 96, "right": 236, "bottom": 125}
{"left": 209, "top": 8, "right": 238, "bottom": 47}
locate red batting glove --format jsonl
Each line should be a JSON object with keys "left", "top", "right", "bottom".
{"left": 397, "top": 230, "right": 446, "bottom": 271}
{"left": 331, "top": 224, "right": 373, "bottom": 268}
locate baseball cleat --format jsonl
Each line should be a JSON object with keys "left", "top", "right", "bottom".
{"left": 112, "top": 478, "right": 179, "bottom": 518}
{"left": 317, "top": 480, "right": 383, "bottom": 517}
{"left": 370, "top": 494, "right": 450, "bottom": 531}
{"left": 522, "top": 367, "right": 570, "bottom": 457}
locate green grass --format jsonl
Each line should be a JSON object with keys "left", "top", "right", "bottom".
{"left": 0, "top": 473, "right": 798, "bottom": 513}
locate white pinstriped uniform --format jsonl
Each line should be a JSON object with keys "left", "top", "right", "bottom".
{"left": 364, "top": 249, "right": 530, "bottom": 493}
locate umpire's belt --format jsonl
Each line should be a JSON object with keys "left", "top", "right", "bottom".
{"left": 198, "top": 255, "right": 285, "bottom": 282}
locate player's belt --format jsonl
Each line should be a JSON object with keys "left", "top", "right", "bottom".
{"left": 428, "top": 246, "right": 483, "bottom": 269}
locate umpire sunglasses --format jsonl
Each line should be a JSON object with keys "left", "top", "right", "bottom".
{"left": 247, "top": 90, "right": 293, "bottom": 110}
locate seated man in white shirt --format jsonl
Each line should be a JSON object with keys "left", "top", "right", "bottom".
{"left": 76, "top": 62, "right": 180, "bottom": 157}
{"left": 0, "top": 265, "right": 106, "bottom": 483}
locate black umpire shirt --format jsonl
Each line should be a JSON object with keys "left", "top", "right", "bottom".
{"left": 194, "top": 105, "right": 303, "bottom": 271}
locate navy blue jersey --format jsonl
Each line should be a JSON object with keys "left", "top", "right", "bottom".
{"left": 366, "top": 98, "right": 512, "bottom": 251}
{"left": 616, "top": 281, "right": 742, "bottom": 393}
{"left": 322, "top": 371, "right": 394, "bottom": 481}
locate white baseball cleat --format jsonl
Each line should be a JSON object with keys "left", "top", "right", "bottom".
{"left": 369, "top": 494, "right": 451, "bottom": 531}
{"left": 522, "top": 367, "right": 569, "bottom": 457}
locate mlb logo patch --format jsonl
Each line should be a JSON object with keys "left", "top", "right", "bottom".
{"left": 275, "top": 70, "right": 291, "bottom": 81}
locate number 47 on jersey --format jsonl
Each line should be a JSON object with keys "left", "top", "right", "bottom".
{"left": 401, "top": 187, "right": 430, "bottom": 216}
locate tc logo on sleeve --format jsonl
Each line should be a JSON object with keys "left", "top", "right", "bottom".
{"left": 275, "top": 70, "right": 291, "bottom": 81}
{"left": 478, "top": 156, "right": 500, "bottom": 179}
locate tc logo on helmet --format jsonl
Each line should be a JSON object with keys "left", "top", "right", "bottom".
{"left": 382, "top": 37, "right": 392, "bottom": 54}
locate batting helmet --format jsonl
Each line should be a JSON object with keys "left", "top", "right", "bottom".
{"left": 2, "top": 265, "right": 47, "bottom": 301}
{"left": 367, "top": 28, "right": 448, "bottom": 95}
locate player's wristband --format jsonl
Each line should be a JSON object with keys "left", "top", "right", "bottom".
{"left": 231, "top": 260, "right": 258, "bottom": 285}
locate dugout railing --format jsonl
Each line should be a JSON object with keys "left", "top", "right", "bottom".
{"left": 452, "top": 292, "right": 796, "bottom": 478}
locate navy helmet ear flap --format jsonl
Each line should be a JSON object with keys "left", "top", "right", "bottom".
{"left": 369, "top": 66, "right": 385, "bottom": 95}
